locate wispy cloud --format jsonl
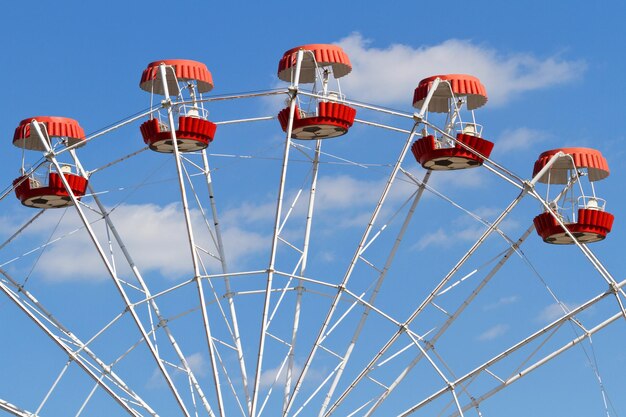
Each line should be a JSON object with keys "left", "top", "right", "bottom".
{"left": 537, "top": 302, "right": 576, "bottom": 323}
{"left": 477, "top": 324, "right": 509, "bottom": 341}
{"left": 7, "top": 202, "right": 267, "bottom": 282}
{"left": 483, "top": 295, "right": 520, "bottom": 311}
{"left": 494, "top": 128, "right": 552, "bottom": 153}
{"left": 337, "top": 33, "right": 585, "bottom": 107}
{"left": 412, "top": 207, "right": 520, "bottom": 251}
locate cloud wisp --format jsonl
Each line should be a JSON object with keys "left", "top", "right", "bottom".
{"left": 336, "top": 33, "right": 585, "bottom": 107}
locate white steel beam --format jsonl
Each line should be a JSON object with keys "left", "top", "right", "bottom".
{"left": 252, "top": 48, "right": 305, "bottom": 417}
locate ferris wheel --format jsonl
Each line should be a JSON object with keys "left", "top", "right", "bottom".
{"left": 0, "top": 43, "right": 624, "bottom": 417}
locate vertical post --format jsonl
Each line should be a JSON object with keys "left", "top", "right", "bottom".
{"left": 283, "top": 139, "right": 322, "bottom": 414}
{"left": 318, "top": 171, "right": 431, "bottom": 417}
{"left": 158, "top": 63, "right": 225, "bottom": 417}
{"left": 201, "top": 149, "right": 252, "bottom": 411}
{"left": 285, "top": 77, "right": 441, "bottom": 416}
{"left": 68, "top": 149, "right": 216, "bottom": 417}
{"left": 251, "top": 49, "right": 305, "bottom": 417}
{"left": 31, "top": 121, "right": 192, "bottom": 417}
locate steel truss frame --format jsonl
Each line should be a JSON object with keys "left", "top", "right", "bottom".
{"left": 0, "top": 72, "right": 623, "bottom": 417}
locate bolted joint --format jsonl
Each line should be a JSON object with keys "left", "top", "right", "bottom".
{"left": 399, "top": 322, "right": 409, "bottom": 333}
{"left": 287, "top": 85, "right": 299, "bottom": 99}
{"left": 337, "top": 284, "right": 346, "bottom": 294}
{"left": 161, "top": 98, "right": 172, "bottom": 108}
{"left": 412, "top": 112, "right": 424, "bottom": 123}
{"left": 522, "top": 180, "right": 534, "bottom": 194}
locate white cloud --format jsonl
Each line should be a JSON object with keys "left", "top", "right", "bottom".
{"left": 477, "top": 324, "right": 509, "bottom": 341}
{"left": 412, "top": 206, "right": 519, "bottom": 251}
{"left": 9, "top": 202, "right": 267, "bottom": 282}
{"left": 483, "top": 295, "right": 520, "bottom": 311}
{"left": 494, "top": 128, "right": 551, "bottom": 153}
{"left": 537, "top": 302, "right": 576, "bottom": 323}
{"left": 258, "top": 362, "right": 324, "bottom": 389}
{"left": 147, "top": 351, "right": 208, "bottom": 389}
{"left": 336, "top": 33, "right": 585, "bottom": 106}
{"left": 185, "top": 352, "right": 209, "bottom": 378}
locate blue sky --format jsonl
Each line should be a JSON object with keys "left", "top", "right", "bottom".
{"left": 1, "top": 1, "right": 626, "bottom": 416}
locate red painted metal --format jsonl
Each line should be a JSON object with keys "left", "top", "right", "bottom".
{"left": 533, "top": 209, "right": 614, "bottom": 244}
{"left": 13, "top": 116, "right": 85, "bottom": 151}
{"left": 140, "top": 116, "right": 217, "bottom": 152}
{"left": 13, "top": 172, "right": 88, "bottom": 208}
{"left": 140, "top": 59, "right": 214, "bottom": 94}
{"left": 532, "top": 147, "right": 609, "bottom": 184}
{"left": 277, "top": 44, "right": 352, "bottom": 83}
{"left": 412, "top": 74, "right": 487, "bottom": 113}
{"left": 411, "top": 133, "right": 494, "bottom": 170}
{"left": 277, "top": 102, "right": 356, "bottom": 139}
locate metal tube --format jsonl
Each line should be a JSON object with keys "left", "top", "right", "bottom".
{"left": 319, "top": 171, "right": 431, "bottom": 417}
{"left": 158, "top": 63, "right": 225, "bottom": 417}
{"left": 284, "top": 121, "right": 421, "bottom": 416}
{"left": 284, "top": 140, "right": 323, "bottom": 413}
{"left": 202, "top": 148, "right": 252, "bottom": 410}
{"left": 252, "top": 48, "right": 305, "bottom": 417}
{"left": 31, "top": 120, "right": 189, "bottom": 417}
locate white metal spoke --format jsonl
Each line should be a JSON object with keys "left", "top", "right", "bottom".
{"left": 284, "top": 121, "right": 420, "bottom": 416}
{"left": 252, "top": 49, "right": 305, "bottom": 417}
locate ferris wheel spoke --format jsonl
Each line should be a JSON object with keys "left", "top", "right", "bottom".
{"left": 0, "top": 398, "right": 36, "bottom": 417}
{"left": 324, "top": 182, "right": 536, "bottom": 415}
{"left": 283, "top": 122, "right": 419, "bottom": 416}
{"left": 318, "top": 171, "right": 431, "bottom": 416}
{"left": 251, "top": 49, "right": 307, "bottom": 417}
{"left": 363, "top": 224, "right": 535, "bottom": 416}
{"left": 396, "top": 284, "right": 623, "bottom": 416}
{"left": 26, "top": 121, "right": 196, "bottom": 417}
{"left": 75, "top": 172, "right": 219, "bottom": 416}
{"left": 441, "top": 311, "right": 624, "bottom": 417}
{"left": 0, "top": 274, "right": 157, "bottom": 417}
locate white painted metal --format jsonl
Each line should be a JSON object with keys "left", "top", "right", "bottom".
{"left": 283, "top": 120, "right": 421, "bottom": 416}
{"left": 252, "top": 48, "right": 305, "bottom": 417}
{"left": 158, "top": 63, "right": 224, "bottom": 417}
{"left": 32, "top": 120, "right": 191, "bottom": 417}
{"left": 318, "top": 171, "right": 432, "bottom": 417}
{"left": 201, "top": 149, "right": 252, "bottom": 412}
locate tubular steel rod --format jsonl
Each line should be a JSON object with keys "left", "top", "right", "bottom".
{"left": 71, "top": 153, "right": 215, "bottom": 415}
{"left": 0, "top": 278, "right": 155, "bottom": 417}
{"left": 158, "top": 63, "right": 224, "bottom": 417}
{"left": 252, "top": 49, "right": 305, "bottom": 417}
{"left": 202, "top": 149, "right": 252, "bottom": 411}
{"left": 284, "top": 140, "right": 323, "bottom": 413}
{"left": 319, "top": 171, "right": 431, "bottom": 417}
{"left": 283, "top": 121, "right": 420, "bottom": 417}
{"left": 363, "top": 225, "right": 535, "bottom": 416}
{"left": 33, "top": 120, "right": 190, "bottom": 417}
{"left": 396, "top": 281, "right": 622, "bottom": 416}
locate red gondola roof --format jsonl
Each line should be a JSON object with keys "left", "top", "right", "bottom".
{"left": 413, "top": 74, "right": 487, "bottom": 113}
{"left": 140, "top": 59, "right": 214, "bottom": 95}
{"left": 532, "top": 147, "right": 609, "bottom": 184}
{"left": 277, "top": 44, "right": 352, "bottom": 83}
{"left": 13, "top": 116, "right": 85, "bottom": 151}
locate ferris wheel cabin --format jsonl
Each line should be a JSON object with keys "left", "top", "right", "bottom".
{"left": 139, "top": 59, "right": 217, "bottom": 153}
{"left": 276, "top": 44, "right": 357, "bottom": 140}
{"left": 411, "top": 74, "right": 494, "bottom": 170}
{"left": 532, "top": 147, "right": 614, "bottom": 244}
{"left": 12, "top": 116, "right": 89, "bottom": 208}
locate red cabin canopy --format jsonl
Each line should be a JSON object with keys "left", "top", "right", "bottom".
{"left": 413, "top": 74, "right": 487, "bottom": 113}
{"left": 277, "top": 44, "right": 352, "bottom": 83}
{"left": 13, "top": 116, "right": 85, "bottom": 151}
{"left": 140, "top": 59, "right": 214, "bottom": 95}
